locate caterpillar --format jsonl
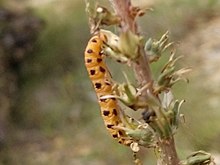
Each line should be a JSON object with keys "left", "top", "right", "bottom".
{"left": 84, "top": 32, "right": 133, "bottom": 146}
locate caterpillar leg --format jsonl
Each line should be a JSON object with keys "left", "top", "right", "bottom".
{"left": 112, "top": 112, "right": 156, "bottom": 148}
{"left": 102, "top": 78, "right": 154, "bottom": 111}
{"left": 133, "top": 151, "right": 143, "bottom": 165}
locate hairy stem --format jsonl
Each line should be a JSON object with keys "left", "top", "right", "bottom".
{"left": 158, "top": 137, "right": 180, "bottom": 165}
{"left": 109, "top": 0, "right": 152, "bottom": 89}
{"left": 108, "top": 0, "right": 180, "bottom": 164}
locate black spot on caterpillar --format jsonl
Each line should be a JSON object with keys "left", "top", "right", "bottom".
{"left": 84, "top": 33, "right": 132, "bottom": 146}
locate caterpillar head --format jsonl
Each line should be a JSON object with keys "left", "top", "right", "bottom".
{"left": 100, "top": 29, "right": 119, "bottom": 48}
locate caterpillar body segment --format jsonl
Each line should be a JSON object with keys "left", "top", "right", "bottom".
{"left": 84, "top": 33, "right": 133, "bottom": 146}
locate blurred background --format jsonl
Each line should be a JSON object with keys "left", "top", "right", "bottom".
{"left": 0, "top": 0, "right": 220, "bottom": 164}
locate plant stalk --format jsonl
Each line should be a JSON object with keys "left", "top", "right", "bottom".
{"left": 157, "top": 137, "right": 180, "bottom": 165}
{"left": 109, "top": 0, "right": 153, "bottom": 89}
{"left": 108, "top": 0, "right": 180, "bottom": 164}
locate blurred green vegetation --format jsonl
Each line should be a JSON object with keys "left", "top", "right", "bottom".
{"left": 0, "top": 0, "right": 220, "bottom": 164}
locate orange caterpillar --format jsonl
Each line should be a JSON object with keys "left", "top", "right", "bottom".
{"left": 84, "top": 32, "right": 132, "bottom": 146}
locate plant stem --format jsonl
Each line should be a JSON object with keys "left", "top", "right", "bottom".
{"left": 108, "top": 0, "right": 180, "bottom": 164}
{"left": 109, "top": 0, "right": 153, "bottom": 89}
{"left": 158, "top": 137, "right": 180, "bottom": 165}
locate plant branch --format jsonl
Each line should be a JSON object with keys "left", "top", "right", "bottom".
{"left": 158, "top": 137, "right": 180, "bottom": 165}
{"left": 109, "top": 0, "right": 152, "bottom": 90}
{"left": 108, "top": 0, "right": 180, "bottom": 164}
